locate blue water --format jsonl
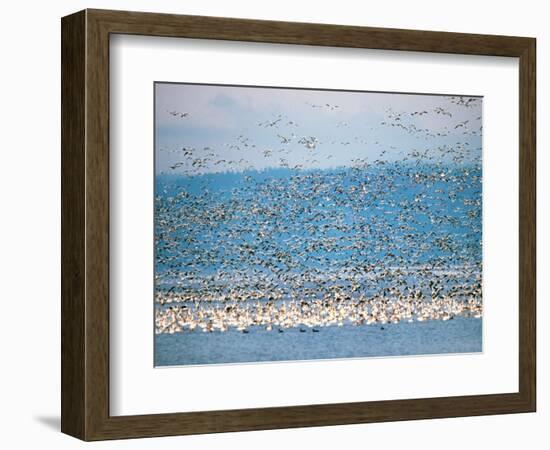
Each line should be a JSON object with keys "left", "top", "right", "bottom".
{"left": 154, "top": 162, "right": 482, "bottom": 365}
{"left": 155, "top": 164, "right": 481, "bottom": 287}
{"left": 155, "top": 317, "right": 482, "bottom": 366}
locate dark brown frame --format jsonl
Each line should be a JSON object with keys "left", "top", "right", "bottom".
{"left": 61, "top": 9, "right": 536, "bottom": 441}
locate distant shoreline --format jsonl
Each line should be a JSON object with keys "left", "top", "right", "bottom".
{"left": 156, "top": 161, "right": 482, "bottom": 179}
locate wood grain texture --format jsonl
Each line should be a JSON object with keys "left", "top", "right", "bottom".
{"left": 518, "top": 39, "right": 536, "bottom": 410}
{"left": 89, "top": 8, "right": 532, "bottom": 56}
{"left": 61, "top": 10, "right": 86, "bottom": 439}
{"left": 61, "top": 8, "right": 536, "bottom": 441}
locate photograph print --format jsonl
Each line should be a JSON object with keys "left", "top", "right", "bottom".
{"left": 154, "top": 82, "right": 483, "bottom": 367}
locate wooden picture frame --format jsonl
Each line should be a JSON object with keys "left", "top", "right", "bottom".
{"left": 61, "top": 9, "right": 536, "bottom": 441}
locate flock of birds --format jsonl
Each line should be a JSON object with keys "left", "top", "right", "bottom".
{"left": 160, "top": 96, "right": 482, "bottom": 174}
{"left": 155, "top": 94, "right": 483, "bottom": 335}
{"left": 156, "top": 294, "right": 482, "bottom": 334}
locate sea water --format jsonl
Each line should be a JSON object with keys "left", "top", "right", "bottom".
{"left": 154, "top": 162, "right": 482, "bottom": 366}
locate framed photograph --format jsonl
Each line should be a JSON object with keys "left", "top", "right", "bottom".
{"left": 61, "top": 9, "right": 536, "bottom": 440}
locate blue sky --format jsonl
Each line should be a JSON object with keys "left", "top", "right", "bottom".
{"left": 155, "top": 82, "right": 482, "bottom": 175}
